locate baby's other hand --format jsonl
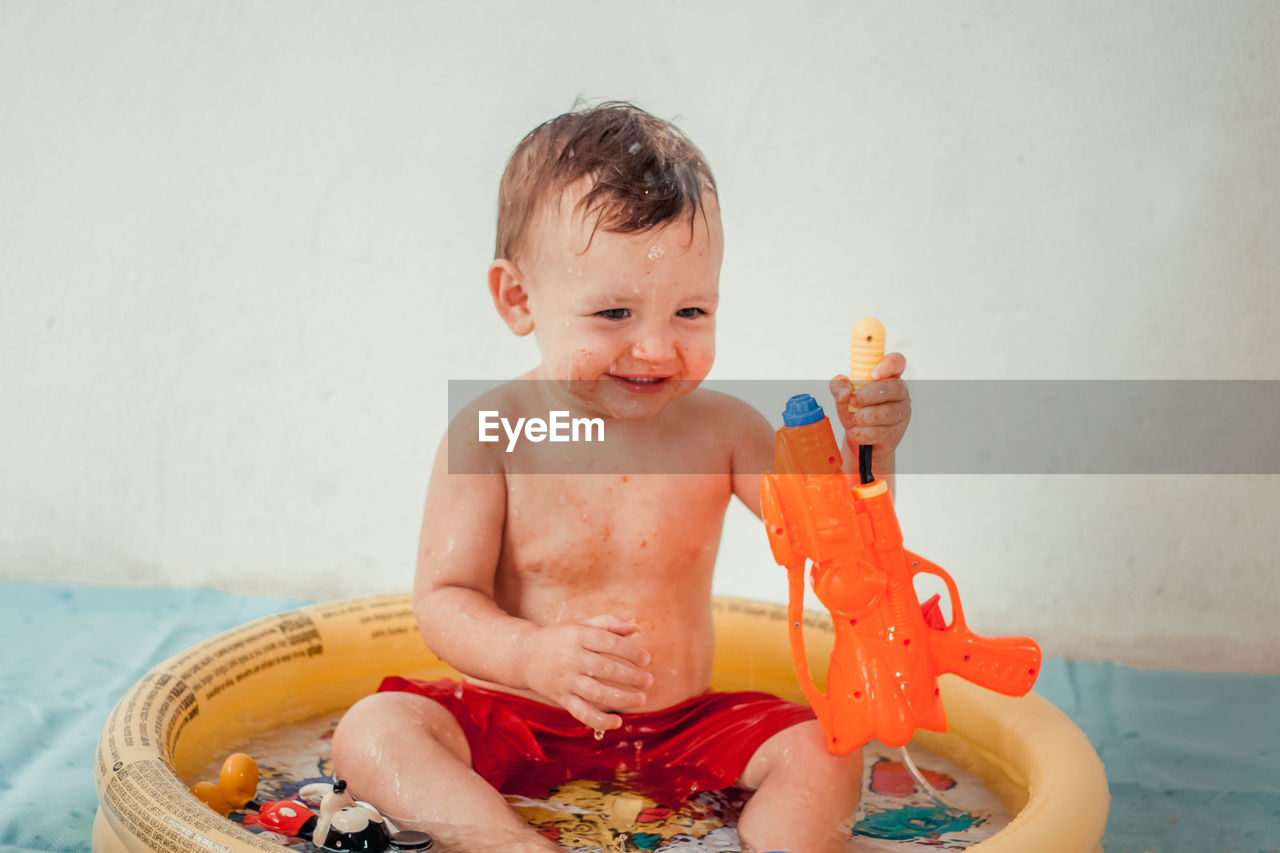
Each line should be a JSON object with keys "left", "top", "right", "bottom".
{"left": 523, "top": 614, "right": 653, "bottom": 732}
{"left": 829, "top": 352, "right": 911, "bottom": 459}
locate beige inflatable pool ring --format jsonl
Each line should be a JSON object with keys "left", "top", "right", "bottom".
{"left": 93, "top": 594, "right": 1109, "bottom": 852}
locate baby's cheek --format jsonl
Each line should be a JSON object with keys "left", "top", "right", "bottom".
{"left": 568, "top": 347, "right": 608, "bottom": 381}
{"left": 679, "top": 335, "right": 716, "bottom": 379}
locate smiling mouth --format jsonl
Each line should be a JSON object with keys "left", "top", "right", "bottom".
{"left": 608, "top": 374, "right": 672, "bottom": 393}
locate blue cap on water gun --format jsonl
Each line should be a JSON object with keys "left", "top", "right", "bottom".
{"left": 782, "top": 394, "right": 825, "bottom": 428}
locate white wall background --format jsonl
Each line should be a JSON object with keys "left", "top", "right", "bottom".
{"left": 2, "top": 1, "right": 1277, "bottom": 672}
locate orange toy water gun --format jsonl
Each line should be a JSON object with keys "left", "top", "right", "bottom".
{"left": 759, "top": 324, "right": 1041, "bottom": 754}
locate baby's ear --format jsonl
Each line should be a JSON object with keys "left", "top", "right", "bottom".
{"left": 488, "top": 260, "right": 534, "bottom": 336}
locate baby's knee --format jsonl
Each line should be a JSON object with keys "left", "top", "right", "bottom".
{"left": 332, "top": 693, "right": 396, "bottom": 772}
{"left": 769, "top": 722, "right": 864, "bottom": 819}
{"left": 780, "top": 721, "right": 863, "bottom": 779}
{"left": 332, "top": 691, "right": 469, "bottom": 776}
{"left": 741, "top": 719, "right": 862, "bottom": 791}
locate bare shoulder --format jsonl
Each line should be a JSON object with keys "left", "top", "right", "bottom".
{"left": 670, "top": 387, "right": 773, "bottom": 466}
{"left": 674, "top": 389, "right": 775, "bottom": 513}
{"left": 675, "top": 387, "right": 773, "bottom": 439}
{"left": 440, "top": 377, "right": 535, "bottom": 473}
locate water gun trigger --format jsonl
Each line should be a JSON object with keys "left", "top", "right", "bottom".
{"left": 906, "top": 551, "right": 970, "bottom": 633}
{"left": 920, "top": 594, "right": 948, "bottom": 631}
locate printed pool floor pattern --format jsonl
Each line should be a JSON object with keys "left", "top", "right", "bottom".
{"left": 190, "top": 710, "right": 1006, "bottom": 851}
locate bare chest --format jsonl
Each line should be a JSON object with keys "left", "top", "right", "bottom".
{"left": 498, "top": 473, "right": 730, "bottom": 594}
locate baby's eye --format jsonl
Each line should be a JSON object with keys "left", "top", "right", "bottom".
{"left": 597, "top": 308, "right": 631, "bottom": 321}
{"left": 675, "top": 307, "right": 707, "bottom": 319}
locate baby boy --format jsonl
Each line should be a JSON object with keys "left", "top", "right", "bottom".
{"left": 333, "top": 102, "right": 910, "bottom": 853}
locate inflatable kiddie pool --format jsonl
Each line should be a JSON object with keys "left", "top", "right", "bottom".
{"left": 93, "top": 594, "right": 1109, "bottom": 852}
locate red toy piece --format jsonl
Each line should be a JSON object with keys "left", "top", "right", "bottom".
{"left": 244, "top": 799, "right": 318, "bottom": 837}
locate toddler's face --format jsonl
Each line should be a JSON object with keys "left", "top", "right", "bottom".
{"left": 520, "top": 192, "right": 723, "bottom": 419}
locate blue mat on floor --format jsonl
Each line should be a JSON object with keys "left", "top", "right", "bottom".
{"left": 1, "top": 582, "right": 1276, "bottom": 853}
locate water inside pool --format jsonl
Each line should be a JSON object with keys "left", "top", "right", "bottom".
{"left": 190, "top": 711, "right": 1010, "bottom": 851}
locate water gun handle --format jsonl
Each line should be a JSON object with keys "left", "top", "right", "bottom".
{"left": 848, "top": 318, "right": 886, "bottom": 400}
{"left": 785, "top": 560, "right": 830, "bottom": 723}
{"left": 761, "top": 473, "right": 832, "bottom": 725}
{"left": 908, "top": 550, "right": 1041, "bottom": 696}
{"left": 849, "top": 317, "right": 886, "bottom": 483}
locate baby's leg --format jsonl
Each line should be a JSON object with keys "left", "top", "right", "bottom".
{"left": 734, "top": 720, "right": 864, "bottom": 853}
{"left": 331, "top": 691, "right": 559, "bottom": 852}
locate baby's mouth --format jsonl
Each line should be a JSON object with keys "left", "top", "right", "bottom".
{"left": 607, "top": 374, "right": 672, "bottom": 394}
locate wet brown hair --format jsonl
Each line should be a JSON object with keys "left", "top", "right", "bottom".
{"left": 495, "top": 101, "right": 717, "bottom": 262}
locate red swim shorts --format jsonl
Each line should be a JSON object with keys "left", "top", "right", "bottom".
{"left": 376, "top": 677, "right": 815, "bottom": 804}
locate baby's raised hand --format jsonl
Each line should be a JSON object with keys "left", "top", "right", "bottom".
{"left": 523, "top": 614, "right": 653, "bottom": 732}
{"left": 828, "top": 353, "right": 911, "bottom": 463}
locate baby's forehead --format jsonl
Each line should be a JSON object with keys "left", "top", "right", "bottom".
{"left": 524, "top": 174, "right": 716, "bottom": 245}
{"left": 530, "top": 185, "right": 722, "bottom": 258}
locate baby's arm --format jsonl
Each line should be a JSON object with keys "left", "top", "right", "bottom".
{"left": 728, "top": 398, "right": 775, "bottom": 517}
{"left": 412, "top": 431, "right": 653, "bottom": 732}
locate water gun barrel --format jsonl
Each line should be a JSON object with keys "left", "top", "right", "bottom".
{"left": 912, "top": 552, "right": 1041, "bottom": 695}
{"left": 849, "top": 317, "right": 886, "bottom": 481}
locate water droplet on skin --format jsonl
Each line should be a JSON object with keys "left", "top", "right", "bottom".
{"left": 647, "top": 244, "right": 665, "bottom": 260}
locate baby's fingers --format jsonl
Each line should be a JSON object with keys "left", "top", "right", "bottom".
{"left": 574, "top": 673, "right": 647, "bottom": 712}
{"left": 870, "top": 352, "right": 907, "bottom": 381}
{"left": 845, "top": 401, "right": 911, "bottom": 456}
{"left": 829, "top": 376, "right": 857, "bottom": 429}
{"left": 851, "top": 378, "right": 909, "bottom": 410}
{"left": 581, "top": 614, "right": 640, "bottom": 636}
{"left": 583, "top": 654, "right": 654, "bottom": 691}
{"left": 830, "top": 375, "right": 909, "bottom": 427}
{"left": 563, "top": 694, "right": 622, "bottom": 732}
{"left": 580, "top": 623, "right": 652, "bottom": 669}
{"left": 849, "top": 396, "right": 911, "bottom": 427}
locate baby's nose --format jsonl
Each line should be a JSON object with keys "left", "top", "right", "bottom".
{"left": 630, "top": 324, "right": 677, "bottom": 362}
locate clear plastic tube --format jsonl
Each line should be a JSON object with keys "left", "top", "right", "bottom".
{"left": 898, "top": 745, "right": 964, "bottom": 815}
